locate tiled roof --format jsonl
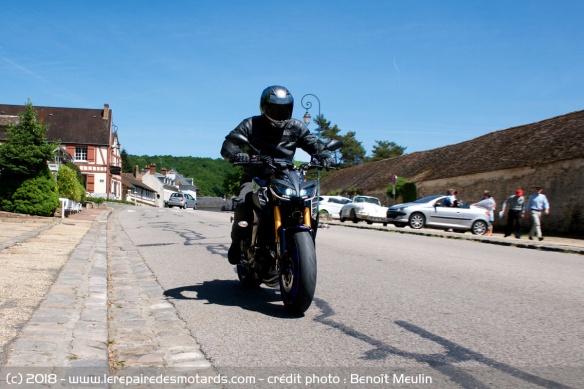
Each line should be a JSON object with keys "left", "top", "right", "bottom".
{"left": 121, "top": 173, "right": 156, "bottom": 191}
{"left": 0, "top": 104, "right": 112, "bottom": 146}
{"left": 322, "top": 109, "right": 584, "bottom": 193}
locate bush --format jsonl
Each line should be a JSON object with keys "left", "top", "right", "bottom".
{"left": 1, "top": 168, "right": 60, "bottom": 216}
{"left": 386, "top": 177, "right": 417, "bottom": 202}
{"left": 57, "top": 165, "right": 85, "bottom": 202}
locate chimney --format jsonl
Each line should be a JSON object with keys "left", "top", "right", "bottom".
{"left": 149, "top": 163, "right": 156, "bottom": 175}
{"left": 161, "top": 167, "right": 167, "bottom": 176}
{"left": 134, "top": 164, "right": 142, "bottom": 180}
{"left": 103, "top": 104, "right": 109, "bottom": 120}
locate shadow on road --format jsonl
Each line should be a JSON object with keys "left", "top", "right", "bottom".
{"left": 163, "top": 279, "right": 299, "bottom": 319}
{"left": 313, "top": 298, "right": 574, "bottom": 389}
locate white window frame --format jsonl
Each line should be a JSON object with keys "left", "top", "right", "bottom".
{"left": 75, "top": 146, "right": 88, "bottom": 161}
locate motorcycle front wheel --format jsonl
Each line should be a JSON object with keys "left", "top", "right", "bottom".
{"left": 280, "top": 231, "right": 317, "bottom": 314}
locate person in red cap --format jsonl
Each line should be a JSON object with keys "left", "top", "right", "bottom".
{"left": 499, "top": 189, "right": 525, "bottom": 238}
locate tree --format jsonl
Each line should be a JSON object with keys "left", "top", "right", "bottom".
{"left": 121, "top": 148, "right": 132, "bottom": 173}
{"left": 370, "top": 140, "right": 407, "bottom": 161}
{"left": 0, "top": 100, "right": 60, "bottom": 216}
{"left": 0, "top": 100, "right": 59, "bottom": 176}
{"left": 315, "top": 115, "right": 366, "bottom": 167}
{"left": 339, "top": 131, "right": 366, "bottom": 167}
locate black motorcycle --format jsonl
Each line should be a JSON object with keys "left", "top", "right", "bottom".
{"left": 226, "top": 133, "right": 342, "bottom": 314}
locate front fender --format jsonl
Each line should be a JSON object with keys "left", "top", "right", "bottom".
{"left": 279, "top": 225, "right": 314, "bottom": 258}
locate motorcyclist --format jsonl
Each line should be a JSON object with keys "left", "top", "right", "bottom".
{"left": 221, "top": 85, "right": 334, "bottom": 264}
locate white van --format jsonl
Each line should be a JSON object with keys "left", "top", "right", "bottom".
{"left": 318, "top": 195, "right": 351, "bottom": 219}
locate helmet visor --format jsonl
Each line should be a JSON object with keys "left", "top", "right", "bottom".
{"left": 264, "top": 103, "right": 292, "bottom": 121}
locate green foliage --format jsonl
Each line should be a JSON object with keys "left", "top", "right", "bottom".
{"left": 121, "top": 148, "right": 132, "bottom": 173}
{"left": 370, "top": 140, "right": 407, "bottom": 162}
{"left": 57, "top": 164, "right": 85, "bottom": 202}
{"left": 346, "top": 187, "right": 361, "bottom": 197}
{"left": 86, "top": 196, "right": 106, "bottom": 205}
{"left": 402, "top": 181, "right": 417, "bottom": 203}
{"left": 1, "top": 167, "right": 59, "bottom": 216}
{"left": 0, "top": 100, "right": 59, "bottom": 176}
{"left": 0, "top": 100, "right": 60, "bottom": 216}
{"left": 223, "top": 168, "right": 243, "bottom": 197}
{"left": 64, "top": 161, "right": 84, "bottom": 186}
{"left": 386, "top": 177, "right": 417, "bottom": 202}
{"left": 125, "top": 154, "right": 239, "bottom": 197}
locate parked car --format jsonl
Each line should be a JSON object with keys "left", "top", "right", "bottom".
{"left": 318, "top": 195, "right": 351, "bottom": 219}
{"left": 386, "top": 195, "right": 490, "bottom": 235}
{"left": 167, "top": 193, "right": 197, "bottom": 209}
{"left": 340, "top": 195, "right": 388, "bottom": 225}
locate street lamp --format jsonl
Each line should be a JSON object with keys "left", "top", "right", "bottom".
{"left": 301, "top": 94, "right": 321, "bottom": 139}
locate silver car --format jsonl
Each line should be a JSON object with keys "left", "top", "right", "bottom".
{"left": 167, "top": 193, "right": 197, "bottom": 209}
{"left": 386, "top": 195, "right": 490, "bottom": 235}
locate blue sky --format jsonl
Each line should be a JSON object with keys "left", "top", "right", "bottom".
{"left": 1, "top": 1, "right": 583, "bottom": 161}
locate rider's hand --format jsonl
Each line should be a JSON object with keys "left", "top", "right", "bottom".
{"left": 319, "top": 156, "right": 335, "bottom": 171}
{"left": 230, "top": 153, "right": 250, "bottom": 163}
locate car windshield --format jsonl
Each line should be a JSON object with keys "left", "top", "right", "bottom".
{"left": 354, "top": 197, "right": 380, "bottom": 205}
{"left": 413, "top": 195, "right": 443, "bottom": 203}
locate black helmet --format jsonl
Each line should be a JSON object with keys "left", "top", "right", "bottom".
{"left": 260, "top": 85, "right": 294, "bottom": 128}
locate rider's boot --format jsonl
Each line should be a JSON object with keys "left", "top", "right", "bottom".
{"left": 228, "top": 242, "right": 240, "bottom": 265}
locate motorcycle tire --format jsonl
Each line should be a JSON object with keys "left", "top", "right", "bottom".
{"left": 237, "top": 263, "right": 261, "bottom": 288}
{"left": 279, "top": 231, "right": 317, "bottom": 314}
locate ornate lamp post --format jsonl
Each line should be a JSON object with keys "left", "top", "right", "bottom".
{"left": 301, "top": 93, "right": 321, "bottom": 140}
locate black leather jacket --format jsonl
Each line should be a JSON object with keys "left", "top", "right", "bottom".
{"left": 221, "top": 115, "right": 327, "bottom": 179}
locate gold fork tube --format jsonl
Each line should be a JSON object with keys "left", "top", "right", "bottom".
{"left": 303, "top": 207, "right": 311, "bottom": 228}
{"left": 274, "top": 205, "right": 282, "bottom": 243}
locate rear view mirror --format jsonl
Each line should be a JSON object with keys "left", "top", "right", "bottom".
{"left": 226, "top": 132, "right": 249, "bottom": 145}
{"left": 324, "top": 139, "right": 343, "bottom": 152}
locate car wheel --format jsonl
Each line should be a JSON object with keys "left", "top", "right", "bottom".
{"left": 394, "top": 223, "right": 406, "bottom": 228}
{"left": 383, "top": 223, "right": 387, "bottom": 227}
{"left": 366, "top": 221, "right": 373, "bottom": 225}
{"left": 351, "top": 210, "right": 359, "bottom": 223}
{"left": 409, "top": 213, "right": 425, "bottom": 229}
{"left": 471, "top": 220, "right": 488, "bottom": 235}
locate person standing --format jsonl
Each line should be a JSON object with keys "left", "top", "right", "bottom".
{"left": 500, "top": 189, "right": 525, "bottom": 238}
{"left": 524, "top": 186, "right": 550, "bottom": 241}
{"left": 472, "top": 190, "right": 496, "bottom": 236}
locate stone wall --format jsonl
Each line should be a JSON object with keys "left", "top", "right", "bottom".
{"left": 368, "top": 158, "right": 584, "bottom": 236}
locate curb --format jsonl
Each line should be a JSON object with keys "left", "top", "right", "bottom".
{"left": 323, "top": 220, "right": 584, "bottom": 255}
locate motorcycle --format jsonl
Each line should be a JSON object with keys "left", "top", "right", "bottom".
{"left": 226, "top": 132, "right": 342, "bottom": 314}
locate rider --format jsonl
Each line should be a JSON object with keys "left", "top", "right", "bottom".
{"left": 221, "top": 85, "right": 334, "bottom": 264}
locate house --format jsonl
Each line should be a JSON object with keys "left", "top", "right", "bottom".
{"left": 321, "top": 109, "right": 584, "bottom": 234}
{"left": 140, "top": 164, "right": 197, "bottom": 208}
{"left": 0, "top": 103, "right": 122, "bottom": 199}
{"left": 120, "top": 173, "right": 157, "bottom": 207}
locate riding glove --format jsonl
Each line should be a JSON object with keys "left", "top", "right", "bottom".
{"left": 230, "top": 153, "right": 250, "bottom": 164}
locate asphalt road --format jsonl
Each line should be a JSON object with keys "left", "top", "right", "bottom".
{"left": 115, "top": 207, "right": 583, "bottom": 388}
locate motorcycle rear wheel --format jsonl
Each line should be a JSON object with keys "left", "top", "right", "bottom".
{"left": 280, "top": 231, "right": 317, "bottom": 314}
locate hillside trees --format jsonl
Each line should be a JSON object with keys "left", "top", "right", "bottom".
{"left": 125, "top": 154, "right": 239, "bottom": 197}
{"left": 0, "top": 100, "right": 60, "bottom": 216}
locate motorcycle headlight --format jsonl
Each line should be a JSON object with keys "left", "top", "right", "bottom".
{"left": 273, "top": 184, "right": 297, "bottom": 198}
{"left": 299, "top": 184, "right": 316, "bottom": 198}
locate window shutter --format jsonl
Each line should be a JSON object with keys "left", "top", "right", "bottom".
{"left": 87, "top": 174, "right": 95, "bottom": 192}
{"left": 66, "top": 146, "right": 75, "bottom": 159}
{"left": 88, "top": 146, "right": 96, "bottom": 162}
